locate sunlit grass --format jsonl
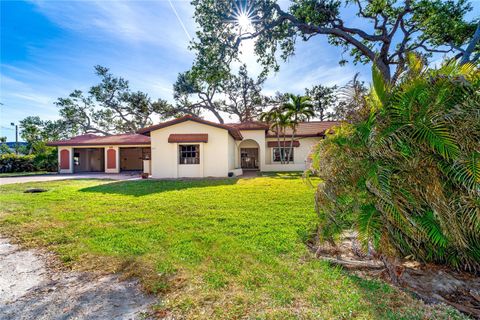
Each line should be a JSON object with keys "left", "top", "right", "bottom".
{"left": 0, "top": 174, "right": 465, "bottom": 319}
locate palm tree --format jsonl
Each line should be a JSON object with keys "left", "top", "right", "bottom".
{"left": 281, "top": 94, "right": 315, "bottom": 164}
{"left": 259, "top": 108, "right": 291, "bottom": 164}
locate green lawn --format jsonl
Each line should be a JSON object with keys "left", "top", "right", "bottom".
{"left": 0, "top": 174, "right": 464, "bottom": 319}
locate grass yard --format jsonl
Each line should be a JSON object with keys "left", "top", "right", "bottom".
{"left": 0, "top": 173, "right": 465, "bottom": 319}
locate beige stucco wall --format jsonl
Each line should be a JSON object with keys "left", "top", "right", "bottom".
{"left": 237, "top": 130, "right": 266, "bottom": 171}
{"left": 236, "top": 131, "right": 322, "bottom": 172}
{"left": 263, "top": 137, "right": 322, "bottom": 171}
{"left": 227, "top": 135, "right": 237, "bottom": 170}
{"left": 150, "top": 121, "right": 232, "bottom": 178}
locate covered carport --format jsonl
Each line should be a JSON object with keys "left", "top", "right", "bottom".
{"left": 73, "top": 148, "right": 105, "bottom": 173}
{"left": 47, "top": 133, "right": 151, "bottom": 174}
{"left": 119, "top": 147, "right": 150, "bottom": 171}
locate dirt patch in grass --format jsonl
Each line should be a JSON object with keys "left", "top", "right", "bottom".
{"left": 0, "top": 238, "right": 155, "bottom": 319}
{"left": 313, "top": 232, "right": 479, "bottom": 318}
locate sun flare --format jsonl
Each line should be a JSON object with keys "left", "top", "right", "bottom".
{"left": 237, "top": 12, "right": 252, "bottom": 30}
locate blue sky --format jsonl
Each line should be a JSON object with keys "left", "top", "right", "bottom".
{"left": 1, "top": 0, "right": 478, "bottom": 141}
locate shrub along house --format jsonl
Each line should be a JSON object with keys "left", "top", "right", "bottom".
{"left": 47, "top": 115, "right": 339, "bottom": 178}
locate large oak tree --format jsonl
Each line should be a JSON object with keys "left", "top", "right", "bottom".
{"left": 55, "top": 65, "right": 172, "bottom": 135}
{"left": 190, "top": 0, "right": 479, "bottom": 83}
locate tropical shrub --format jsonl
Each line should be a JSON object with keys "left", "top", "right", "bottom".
{"left": 0, "top": 154, "right": 37, "bottom": 173}
{"left": 33, "top": 148, "right": 58, "bottom": 172}
{"left": 0, "top": 148, "right": 58, "bottom": 173}
{"left": 311, "top": 60, "right": 480, "bottom": 273}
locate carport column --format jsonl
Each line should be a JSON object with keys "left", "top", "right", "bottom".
{"left": 105, "top": 146, "right": 120, "bottom": 173}
{"left": 58, "top": 146, "right": 73, "bottom": 174}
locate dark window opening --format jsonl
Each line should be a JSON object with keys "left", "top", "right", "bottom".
{"left": 273, "top": 147, "right": 294, "bottom": 162}
{"left": 179, "top": 145, "right": 200, "bottom": 164}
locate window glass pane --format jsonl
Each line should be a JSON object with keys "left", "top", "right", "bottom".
{"left": 273, "top": 147, "right": 294, "bottom": 162}
{"left": 179, "top": 145, "right": 200, "bottom": 164}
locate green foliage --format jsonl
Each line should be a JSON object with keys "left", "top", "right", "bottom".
{"left": 304, "top": 84, "right": 337, "bottom": 120}
{"left": 171, "top": 62, "right": 266, "bottom": 123}
{"left": 191, "top": 0, "right": 477, "bottom": 83}
{"left": 261, "top": 94, "right": 314, "bottom": 164}
{"left": 0, "top": 154, "right": 37, "bottom": 173}
{"left": 312, "top": 60, "right": 480, "bottom": 272}
{"left": 0, "top": 151, "right": 58, "bottom": 173}
{"left": 56, "top": 65, "right": 172, "bottom": 135}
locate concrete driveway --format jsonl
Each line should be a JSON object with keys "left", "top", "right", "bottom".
{"left": 0, "top": 172, "right": 142, "bottom": 185}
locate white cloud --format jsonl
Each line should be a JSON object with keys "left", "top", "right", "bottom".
{"left": 29, "top": 0, "right": 195, "bottom": 54}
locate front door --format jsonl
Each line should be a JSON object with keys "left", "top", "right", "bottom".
{"left": 240, "top": 148, "right": 259, "bottom": 169}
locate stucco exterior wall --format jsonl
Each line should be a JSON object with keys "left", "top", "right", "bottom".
{"left": 58, "top": 147, "right": 73, "bottom": 174}
{"left": 262, "top": 137, "right": 322, "bottom": 172}
{"left": 237, "top": 130, "right": 266, "bottom": 171}
{"left": 227, "top": 135, "right": 237, "bottom": 171}
{"left": 150, "top": 121, "right": 231, "bottom": 178}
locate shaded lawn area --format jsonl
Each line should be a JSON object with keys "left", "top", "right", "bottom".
{"left": 0, "top": 174, "right": 465, "bottom": 319}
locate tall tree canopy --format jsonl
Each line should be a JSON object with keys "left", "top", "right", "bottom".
{"left": 305, "top": 84, "right": 337, "bottom": 120}
{"left": 191, "top": 0, "right": 479, "bottom": 83}
{"left": 222, "top": 64, "right": 266, "bottom": 122}
{"left": 19, "top": 116, "right": 73, "bottom": 154}
{"left": 55, "top": 65, "right": 171, "bottom": 135}
{"left": 171, "top": 64, "right": 266, "bottom": 123}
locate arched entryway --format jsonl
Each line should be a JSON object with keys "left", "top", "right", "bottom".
{"left": 238, "top": 139, "right": 260, "bottom": 170}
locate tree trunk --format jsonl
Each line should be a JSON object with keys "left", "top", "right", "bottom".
{"left": 375, "top": 59, "right": 392, "bottom": 84}
{"left": 209, "top": 108, "right": 224, "bottom": 124}
{"left": 287, "top": 128, "right": 296, "bottom": 165}
{"left": 460, "top": 21, "right": 480, "bottom": 65}
{"left": 276, "top": 129, "right": 284, "bottom": 164}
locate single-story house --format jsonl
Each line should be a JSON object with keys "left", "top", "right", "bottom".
{"left": 47, "top": 115, "right": 340, "bottom": 178}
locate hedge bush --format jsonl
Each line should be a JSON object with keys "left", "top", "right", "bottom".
{"left": 0, "top": 150, "right": 58, "bottom": 173}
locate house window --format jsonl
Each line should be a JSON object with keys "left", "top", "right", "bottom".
{"left": 273, "top": 147, "right": 294, "bottom": 162}
{"left": 179, "top": 144, "right": 200, "bottom": 164}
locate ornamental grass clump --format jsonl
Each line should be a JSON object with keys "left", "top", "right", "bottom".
{"left": 311, "top": 58, "right": 480, "bottom": 273}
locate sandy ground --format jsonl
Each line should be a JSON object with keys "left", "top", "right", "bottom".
{"left": 0, "top": 239, "right": 155, "bottom": 320}
{"left": 0, "top": 172, "right": 142, "bottom": 185}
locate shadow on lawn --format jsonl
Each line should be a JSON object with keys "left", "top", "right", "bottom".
{"left": 78, "top": 178, "right": 239, "bottom": 197}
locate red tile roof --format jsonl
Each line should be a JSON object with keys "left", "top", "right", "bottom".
{"left": 227, "top": 121, "right": 270, "bottom": 130}
{"left": 47, "top": 133, "right": 150, "bottom": 146}
{"left": 137, "top": 115, "right": 243, "bottom": 140}
{"left": 266, "top": 121, "right": 341, "bottom": 137}
{"left": 168, "top": 134, "right": 208, "bottom": 143}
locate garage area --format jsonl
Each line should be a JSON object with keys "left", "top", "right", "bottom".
{"left": 120, "top": 147, "right": 150, "bottom": 171}
{"left": 73, "top": 148, "right": 105, "bottom": 173}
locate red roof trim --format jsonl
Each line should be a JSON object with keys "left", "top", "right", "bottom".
{"left": 267, "top": 141, "right": 300, "bottom": 148}
{"left": 46, "top": 133, "right": 150, "bottom": 147}
{"left": 168, "top": 134, "right": 208, "bottom": 143}
{"left": 137, "top": 115, "right": 243, "bottom": 140}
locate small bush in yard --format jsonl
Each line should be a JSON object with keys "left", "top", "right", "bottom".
{"left": 0, "top": 154, "right": 37, "bottom": 173}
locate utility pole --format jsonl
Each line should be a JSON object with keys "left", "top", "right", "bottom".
{"left": 10, "top": 122, "right": 18, "bottom": 154}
